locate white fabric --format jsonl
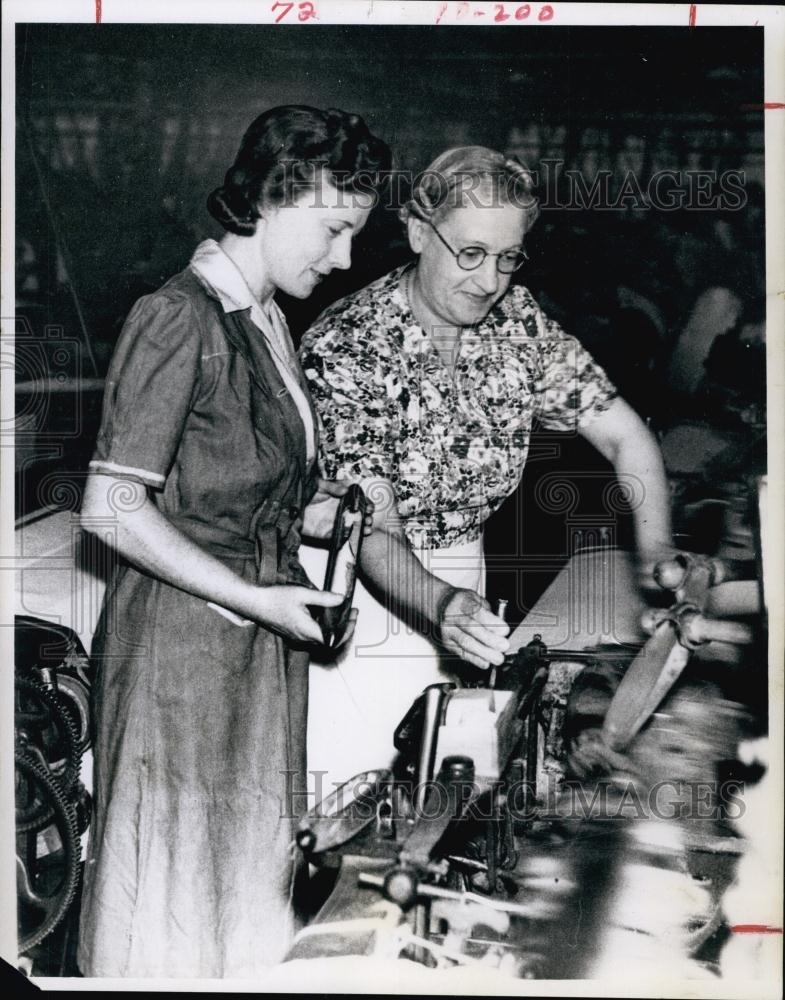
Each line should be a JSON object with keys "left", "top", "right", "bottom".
{"left": 301, "top": 535, "right": 485, "bottom": 798}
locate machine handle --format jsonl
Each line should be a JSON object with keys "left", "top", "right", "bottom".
{"left": 314, "top": 484, "right": 369, "bottom": 647}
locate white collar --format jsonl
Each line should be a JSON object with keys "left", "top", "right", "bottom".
{"left": 190, "top": 238, "right": 270, "bottom": 315}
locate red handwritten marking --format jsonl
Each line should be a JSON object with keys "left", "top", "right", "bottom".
{"left": 271, "top": 0, "right": 317, "bottom": 21}
{"left": 95, "top": 0, "right": 102, "bottom": 23}
{"left": 741, "top": 102, "right": 785, "bottom": 111}
{"left": 689, "top": 3, "right": 697, "bottom": 27}
{"left": 730, "top": 925, "right": 783, "bottom": 934}
{"left": 434, "top": 2, "right": 553, "bottom": 25}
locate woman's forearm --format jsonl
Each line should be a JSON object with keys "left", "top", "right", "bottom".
{"left": 80, "top": 474, "right": 263, "bottom": 619}
{"left": 341, "top": 476, "right": 508, "bottom": 667}
{"left": 580, "top": 397, "right": 674, "bottom": 561}
{"left": 357, "top": 524, "right": 509, "bottom": 668}
{"left": 614, "top": 427, "right": 673, "bottom": 559}
{"left": 358, "top": 526, "right": 453, "bottom": 626}
{"left": 81, "top": 473, "right": 342, "bottom": 644}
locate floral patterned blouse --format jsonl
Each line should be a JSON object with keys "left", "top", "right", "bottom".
{"left": 301, "top": 265, "right": 618, "bottom": 550}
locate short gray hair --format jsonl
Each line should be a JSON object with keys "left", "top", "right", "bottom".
{"left": 400, "top": 145, "right": 539, "bottom": 227}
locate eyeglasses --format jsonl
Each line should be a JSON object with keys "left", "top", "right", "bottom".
{"left": 425, "top": 219, "right": 529, "bottom": 273}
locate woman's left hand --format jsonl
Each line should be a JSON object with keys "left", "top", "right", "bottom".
{"left": 636, "top": 542, "right": 689, "bottom": 592}
{"left": 301, "top": 478, "right": 374, "bottom": 541}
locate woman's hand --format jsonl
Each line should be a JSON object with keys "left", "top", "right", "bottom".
{"left": 301, "top": 478, "right": 374, "bottom": 542}
{"left": 636, "top": 543, "right": 689, "bottom": 592}
{"left": 332, "top": 606, "right": 359, "bottom": 651}
{"left": 246, "top": 585, "right": 344, "bottom": 644}
{"left": 79, "top": 473, "right": 346, "bottom": 646}
{"left": 438, "top": 588, "right": 510, "bottom": 670}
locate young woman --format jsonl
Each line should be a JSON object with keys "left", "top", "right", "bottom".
{"left": 77, "top": 105, "right": 392, "bottom": 978}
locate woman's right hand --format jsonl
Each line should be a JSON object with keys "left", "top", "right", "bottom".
{"left": 246, "top": 585, "right": 344, "bottom": 644}
{"left": 439, "top": 588, "right": 510, "bottom": 670}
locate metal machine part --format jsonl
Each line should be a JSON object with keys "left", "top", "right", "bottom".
{"left": 15, "top": 751, "right": 81, "bottom": 955}
{"left": 602, "top": 554, "right": 757, "bottom": 751}
{"left": 295, "top": 769, "right": 395, "bottom": 858}
{"left": 290, "top": 552, "right": 760, "bottom": 977}
{"left": 314, "top": 483, "right": 369, "bottom": 648}
{"left": 292, "top": 635, "right": 562, "bottom": 973}
{"left": 15, "top": 675, "right": 81, "bottom": 825}
{"left": 14, "top": 616, "right": 94, "bottom": 961}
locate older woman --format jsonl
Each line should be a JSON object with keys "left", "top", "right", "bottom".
{"left": 76, "top": 106, "right": 393, "bottom": 978}
{"left": 301, "top": 146, "right": 675, "bottom": 792}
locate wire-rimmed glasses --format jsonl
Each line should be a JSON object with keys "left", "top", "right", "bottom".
{"left": 426, "top": 219, "right": 529, "bottom": 273}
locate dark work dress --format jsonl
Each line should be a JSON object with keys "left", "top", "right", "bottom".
{"left": 77, "top": 261, "right": 318, "bottom": 978}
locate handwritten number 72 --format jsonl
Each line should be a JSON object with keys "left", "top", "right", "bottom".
{"left": 272, "top": 1, "right": 318, "bottom": 22}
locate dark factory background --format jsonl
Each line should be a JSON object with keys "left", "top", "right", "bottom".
{"left": 15, "top": 23, "right": 767, "bottom": 616}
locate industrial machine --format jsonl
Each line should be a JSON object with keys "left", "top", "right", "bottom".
{"left": 286, "top": 550, "right": 761, "bottom": 978}
{"left": 14, "top": 618, "right": 94, "bottom": 964}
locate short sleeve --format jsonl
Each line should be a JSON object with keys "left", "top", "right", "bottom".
{"left": 300, "top": 320, "right": 396, "bottom": 488}
{"left": 534, "top": 308, "right": 618, "bottom": 433}
{"left": 90, "top": 290, "right": 202, "bottom": 488}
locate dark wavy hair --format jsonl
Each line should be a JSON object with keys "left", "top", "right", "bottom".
{"left": 207, "top": 105, "right": 392, "bottom": 236}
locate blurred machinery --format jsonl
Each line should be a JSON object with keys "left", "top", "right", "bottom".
{"left": 14, "top": 618, "right": 94, "bottom": 967}
{"left": 287, "top": 546, "right": 764, "bottom": 979}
